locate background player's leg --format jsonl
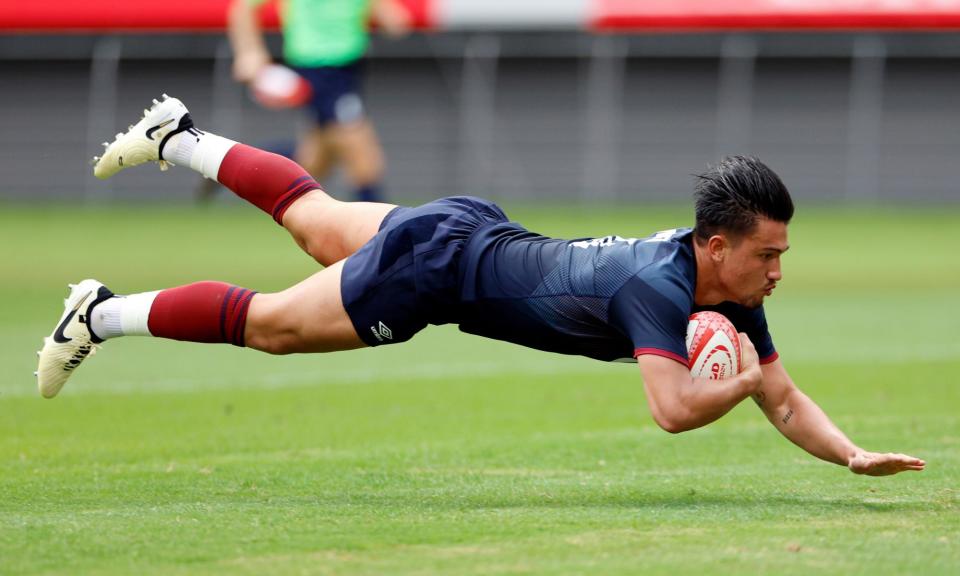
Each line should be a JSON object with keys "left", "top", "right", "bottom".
{"left": 295, "top": 126, "right": 336, "bottom": 181}
{"left": 330, "top": 119, "right": 386, "bottom": 202}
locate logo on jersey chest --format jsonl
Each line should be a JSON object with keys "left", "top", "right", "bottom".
{"left": 571, "top": 235, "right": 639, "bottom": 249}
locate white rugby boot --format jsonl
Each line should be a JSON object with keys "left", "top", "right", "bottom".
{"left": 92, "top": 94, "right": 193, "bottom": 179}
{"left": 36, "top": 280, "right": 115, "bottom": 398}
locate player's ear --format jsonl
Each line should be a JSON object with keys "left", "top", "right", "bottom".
{"left": 707, "top": 234, "right": 727, "bottom": 262}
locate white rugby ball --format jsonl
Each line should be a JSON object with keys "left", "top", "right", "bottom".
{"left": 686, "top": 311, "right": 742, "bottom": 380}
{"left": 251, "top": 64, "right": 313, "bottom": 109}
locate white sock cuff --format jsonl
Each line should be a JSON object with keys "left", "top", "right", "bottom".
{"left": 120, "top": 291, "right": 161, "bottom": 336}
{"left": 191, "top": 133, "right": 237, "bottom": 181}
{"left": 90, "top": 297, "right": 124, "bottom": 340}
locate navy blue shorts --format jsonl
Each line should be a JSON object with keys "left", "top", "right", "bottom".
{"left": 294, "top": 62, "right": 365, "bottom": 126}
{"left": 341, "top": 196, "right": 509, "bottom": 347}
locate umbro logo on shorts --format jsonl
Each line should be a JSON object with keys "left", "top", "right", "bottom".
{"left": 370, "top": 321, "right": 393, "bottom": 342}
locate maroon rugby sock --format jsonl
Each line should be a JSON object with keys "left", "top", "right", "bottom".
{"left": 216, "top": 144, "right": 322, "bottom": 224}
{"left": 147, "top": 282, "right": 257, "bottom": 347}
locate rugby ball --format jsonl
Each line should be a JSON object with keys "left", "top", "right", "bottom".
{"left": 251, "top": 64, "right": 313, "bottom": 109}
{"left": 686, "top": 311, "right": 742, "bottom": 380}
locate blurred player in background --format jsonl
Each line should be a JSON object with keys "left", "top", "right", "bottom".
{"left": 227, "top": 0, "right": 412, "bottom": 202}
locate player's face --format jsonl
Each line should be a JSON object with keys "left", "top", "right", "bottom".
{"left": 720, "top": 218, "right": 789, "bottom": 309}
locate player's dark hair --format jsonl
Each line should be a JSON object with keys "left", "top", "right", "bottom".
{"left": 693, "top": 156, "right": 794, "bottom": 243}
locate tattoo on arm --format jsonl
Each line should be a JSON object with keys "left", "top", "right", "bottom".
{"left": 782, "top": 409, "right": 794, "bottom": 424}
{"left": 752, "top": 390, "right": 766, "bottom": 407}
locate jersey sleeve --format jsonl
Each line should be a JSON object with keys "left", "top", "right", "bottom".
{"left": 608, "top": 274, "right": 691, "bottom": 366}
{"left": 705, "top": 302, "right": 778, "bottom": 364}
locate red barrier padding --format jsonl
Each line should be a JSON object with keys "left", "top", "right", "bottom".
{"left": 400, "top": 0, "right": 435, "bottom": 29}
{"left": 0, "top": 0, "right": 432, "bottom": 33}
{"left": 4, "top": 0, "right": 956, "bottom": 33}
{"left": 593, "top": 0, "right": 960, "bottom": 31}
{"left": 0, "top": 0, "right": 274, "bottom": 32}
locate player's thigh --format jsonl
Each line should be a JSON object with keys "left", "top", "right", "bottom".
{"left": 330, "top": 120, "right": 384, "bottom": 185}
{"left": 246, "top": 260, "right": 365, "bottom": 354}
{"left": 281, "top": 191, "right": 397, "bottom": 265}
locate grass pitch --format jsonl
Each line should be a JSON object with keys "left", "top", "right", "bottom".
{"left": 0, "top": 202, "right": 957, "bottom": 575}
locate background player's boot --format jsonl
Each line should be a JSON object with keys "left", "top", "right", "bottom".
{"left": 36, "top": 280, "right": 114, "bottom": 398}
{"left": 92, "top": 94, "right": 192, "bottom": 179}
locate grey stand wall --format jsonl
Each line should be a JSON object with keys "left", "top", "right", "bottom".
{"left": 2, "top": 32, "right": 959, "bottom": 204}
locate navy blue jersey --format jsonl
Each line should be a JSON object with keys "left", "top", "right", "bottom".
{"left": 457, "top": 224, "right": 778, "bottom": 364}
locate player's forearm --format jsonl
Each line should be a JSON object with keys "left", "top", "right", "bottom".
{"left": 228, "top": 0, "right": 268, "bottom": 57}
{"left": 763, "top": 388, "right": 858, "bottom": 466}
{"left": 663, "top": 370, "right": 757, "bottom": 432}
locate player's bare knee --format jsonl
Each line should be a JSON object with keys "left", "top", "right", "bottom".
{"left": 282, "top": 193, "right": 346, "bottom": 264}
{"left": 301, "top": 232, "right": 345, "bottom": 267}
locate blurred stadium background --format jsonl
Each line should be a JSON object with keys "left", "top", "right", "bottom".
{"left": 3, "top": 0, "right": 960, "bottom": 205}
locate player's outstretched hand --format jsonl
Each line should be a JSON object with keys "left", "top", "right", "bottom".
{"left": 848, "top": 451, "right": 926, "bottom": 476}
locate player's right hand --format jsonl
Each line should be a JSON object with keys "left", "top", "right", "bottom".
{"left": 233, "top": 50, "right": 271, "bottom": 83}
{"left": 373, "top": 0, "right": 414, "bottom": 37}
{"left": 848, "top": 451, "right": 926, "bottom": 476}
